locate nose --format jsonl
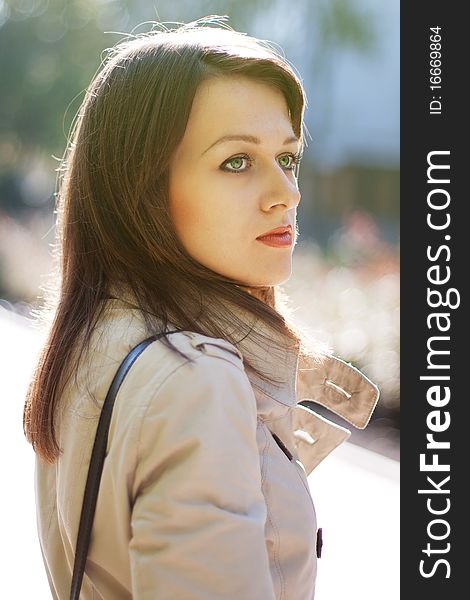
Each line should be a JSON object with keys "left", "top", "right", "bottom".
{"left": 259, "top": 163, "right": 301, "bottom": 212}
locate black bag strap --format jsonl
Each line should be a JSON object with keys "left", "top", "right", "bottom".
{"left": 70, "top": 331, "right": 180, "bottom": 600}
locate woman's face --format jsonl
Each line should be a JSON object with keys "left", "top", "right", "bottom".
{"left": 168, "top": 75, "right": 301, "bottom": 287}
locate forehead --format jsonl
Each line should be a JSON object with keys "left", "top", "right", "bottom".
{"left": 182, "top": 76, "right": 295, "bottom": 148}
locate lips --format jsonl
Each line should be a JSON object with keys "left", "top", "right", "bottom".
{"left": 256, "top": 225, "right": 292, "bottom": 239}
{"left": 256, "top": 225, "right": 293, "bottom": 248}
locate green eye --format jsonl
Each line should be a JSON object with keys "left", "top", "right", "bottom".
{"left": 220, "top": 155, "right": 251, "bottom": 173}
{"left": 228, "top": 157, "right": 245, "bottom": 170}
{"left": 278, "top": 155, "right": 292, "bottom": 168}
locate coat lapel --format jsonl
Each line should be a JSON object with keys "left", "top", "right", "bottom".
{"left": 235, "top": 313, "right": 380, "bottom": 475}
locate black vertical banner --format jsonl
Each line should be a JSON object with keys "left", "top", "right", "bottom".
{"left": 401, "top": 2, "right": 465, "bottom": 597}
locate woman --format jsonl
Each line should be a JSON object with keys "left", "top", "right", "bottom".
{"left": 24, "top": 17, "right": 379, "bottom": 599}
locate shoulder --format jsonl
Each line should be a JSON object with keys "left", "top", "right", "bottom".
{"left": 83, "top": 300, "right": 250, "bottom": 412}
{"left": 130, "top": 328, "right": 246, "bottom": 378}
{"left": 117, "top": 329, "right": 250, "bottom": 414}
{"left": 121, "top": 331, "right": 257, "bottom": 457}
{"left": 104, "top": 327, "right": 255, "bottom": 457}
{"left": 82, "top": 302, "right": 248, "bottom": 404}
{"left": 101, "top": 301, "right": 245, "bottom": 373}
{"left": 90, "top": 302, "right": 247, "bottom": 392}
{"left": 172, "top": 330, "right": 245, "bottom": 371}
{"left": 146, "top": 330, "right": 249, "bottom": 399}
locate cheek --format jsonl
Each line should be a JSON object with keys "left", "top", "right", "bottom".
{"left": 169, "top": 184, "right": 232, "bottom": 263}
{"left": 169, "top": 177, "right": 202, "bottom": 239}
{"left": 170, "top": 179, "right": 247, "bottom": 245}
{"left": 170, "top": 195, "right": 197, "bottom": 235}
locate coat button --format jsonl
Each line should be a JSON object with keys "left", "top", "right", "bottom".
{"left": 316, "top": 527, "right": 323, "bottom": 558}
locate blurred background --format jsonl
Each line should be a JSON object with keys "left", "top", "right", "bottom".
{"left": 0, "top": 1, "right": 399, "bottom": 597}
{"left": 0, "top": 0, "right": 400, "bottom": 460}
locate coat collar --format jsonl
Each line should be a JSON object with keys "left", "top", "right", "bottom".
{"left": 227, "top": 307, "right": 380, "bottom": 474}
{"left": 228, "top": 304, "right": 380, "bottom": 431}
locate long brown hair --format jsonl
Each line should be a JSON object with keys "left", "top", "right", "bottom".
{"left": 24, "top": 17, "right": 323, "bottom": 463}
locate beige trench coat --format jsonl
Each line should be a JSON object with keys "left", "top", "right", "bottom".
{"left": 35, "top": 300, "right": 379, "bottom": 599}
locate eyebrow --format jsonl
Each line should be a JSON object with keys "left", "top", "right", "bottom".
{"left": 201, "top": 134, "right": 300, "bottom": 156}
